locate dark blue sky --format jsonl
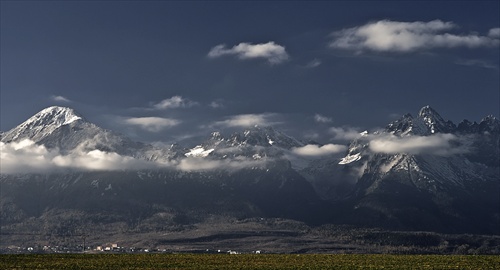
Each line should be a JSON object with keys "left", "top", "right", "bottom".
{"left": 1, "top": 1, "right": 499, "bottom": 143}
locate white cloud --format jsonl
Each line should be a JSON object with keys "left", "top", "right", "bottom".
{"left": 314, "top": 114, "right": 332, "bottom": 123}
{"left": 0, "top": 139, "right": 273, "bottom": 174}
{"left": 488, "top": 27, "right": 500, "bottom": 38}
{"left": 208, "top": 42, "right": 289, "bottom": 64}
{"left": 214, "top": 113, "right": 274, "bottom": 128}
{"left": 152, "top": 96, "right": 198, "bottom": 110}
{"left": 455, "top": 59, "right": 497, "bottom": 69}
{"left": 305, "top": 59, "right": 322, "bottom": 68}
{"left": 329, "top": 127, "right": 363, "bottom": 140}
{"left": 52, "top": 149, "right": 155, "bottom": 171}
{"left": 292, "top": 144, "right": 347, "bottom": 157}
{"left": 0, "top": 140, "right": 158, "bottom": 173}
{"left": 51, "top": 95, "right": 71, "bottom": 103}
{"left": 329, "top": 20, "right": 500, "bottom": 52}
{"left": 368, "top": 133, "right": 467, "bottom": 156}
{"left": 209, "top": 101, "right": 224, "bottom": 109}
{"left": 123, "top": 117, "right": 180, "bottom": 132}
{"left": 0, "top": 140, "right": 56, "bottom": 173}
{"left": 176, "top": 156, "right": 266, "bottom": 172}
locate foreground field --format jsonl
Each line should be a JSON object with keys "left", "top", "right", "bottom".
{"left": 1, "top": 254, "right": 499, "bottom": 269}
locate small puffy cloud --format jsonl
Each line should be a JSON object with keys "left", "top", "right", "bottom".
{"left": 329, "top": 127, "right": 363, "bottom": 140}
{"left": 208, "top": 42, "right": 289, "bottom": 64}
{"left": 314, "top": 113, "right": 332, "bottom": 123}
{"left": 305, "top": 59, "right": 322, "bottom": 68}
{"left": 329, "top": 20, "right": 499, "bottom": 52}
{"left": 368, "top": 133, "right": 467, "bottom": 156}
{"left": 488, "top": 27, "right": 500, "bottom": 38}
{"left": 51, "top": 95, "right": 71, "bottom": 103}
{"left": 292, "top": 144, "right": 347, "bottom": 157}
{"left": 152, "top": 96, "right": 198, "bottom": 110}
{"left": 209, "top": 101, "right": 224, "bottom": 109}
{"left": 214, "top": 113, "right": 274, "bottom": 128}
{"left": 123, "top": 117, "right": 180, "bottom": 132}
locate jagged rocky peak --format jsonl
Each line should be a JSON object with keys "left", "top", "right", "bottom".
{"left": 457, "top": 119, "right": 479, "bottom": 133}
{"left": 229, "top": 125, "right": 303, "bottom": 148}
{"left": 387, "top": 106, "right": 457, "bottom": 135}
{"left": 417, "top": 105, "right": 456, "bottom": 133}
{"left": 455, "top": 115, "right": 499, "bottom": 134}
{"left": 479, "top": 115, "right": 500, "bottom": 133}
{"left": 386, "top": 113, "right": 414, "bottom": 134}
{"left": 418, "top": 105, "right": 439, "bottom": 118}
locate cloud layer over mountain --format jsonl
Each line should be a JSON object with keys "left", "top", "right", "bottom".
{"left": 292, "top": 144, "right": 347, "bottom": 157}
{"left": 0, "top": 139, "right": 270, "bottom": 174}
{"left": 368, "top": 133, "right": 468, "bottom": 156}
{"left": 0, "top": 140, "right": 156, "bottom": 173}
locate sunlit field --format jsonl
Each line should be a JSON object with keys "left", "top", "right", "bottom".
{"left": 1, "top": 254, "right": 499, "bottom": 269}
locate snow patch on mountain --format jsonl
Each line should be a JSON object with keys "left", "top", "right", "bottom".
{"left": 184, "top": 145, "right": 215, "bottom": 157}
{"left": 339, "top": 152, "right": 361, "bottom": 164}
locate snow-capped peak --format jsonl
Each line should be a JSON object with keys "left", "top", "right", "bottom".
{"left": 1, "top": 106, "right": 86, "bottom": 142}
{"left": 23, "top": 106, "right": 83, "bottom": 128}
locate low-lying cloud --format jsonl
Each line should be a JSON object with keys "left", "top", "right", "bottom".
{"left": 329, "top": 20, "right": 500, "bottom": 52}
{"left": 177, "top": 156, "right": 266, "bottom": 172}
{"left": 368, "top": 133, "right": 467, "bottom": 156}
{"left": 329, "top": 127, "right": 364, "bottom": 140}
{"left": 208, "top": 42, "right": 289, "bottom": 64}
{"left": 0, "top": 140, "right": 156, "bottom": 173}
{"left": 213, "top": 113, "right": 275, "bottom": 128}
{"left": 292, "top": 144, "right": 347, "bottom": 157}
{"left": 0, "top": 139, "right": 271, "bottom": 174}
{"left": 123, "top": 117, "right": 180, "bottom": 132}
{"left": 489, "top": 28, "right": 500, "bottom": 38}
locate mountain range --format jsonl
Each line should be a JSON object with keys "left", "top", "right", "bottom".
{"left": 1, "top": 105, "right": 499, "bottom": 250}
